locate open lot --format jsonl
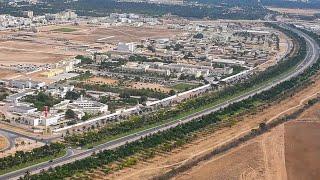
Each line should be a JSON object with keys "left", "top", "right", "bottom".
{"left": 129, "top": 82, "right": 172, "bottom": 93}
{"left": 37, "top": 24, "right": 182, "bottom": 44}
{"left": 0, "top": 23, "right": 182, "bottom": 67}
{"left": 86, "top": 76, "right": 118, "bottom": 85}
{"left": 0, "top": 69, "right": 21, "bottom": 80}
{"left": 285, "top": 121, "right": 320, "bottom": 180}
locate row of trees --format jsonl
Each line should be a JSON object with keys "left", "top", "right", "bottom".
{"left": 64, "top": 23, "right": 307, "bottom": 147}
{"left": 0, "top": 143, "right": 65, "bottom": 171}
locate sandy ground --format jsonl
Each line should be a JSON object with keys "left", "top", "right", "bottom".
{"left": 268, "top": 7, "right": 320, "bottom": 16}
{"left": 0, "top": 137, "right": 44, "bottom": 158}
{"left": 176, "top": 124, "right": 286, "bottom": 180}
{"left": 176, "top": 103, "right": 320, "bottom": 180}
{"left": 0, "top": 38, "right": 74, "bottom": 65}
{"left": 85, "top": 71, "right": 320, "bottom": 179}
{"left": 0, "top": 135, "right": 8, "bottom": 151}
{"left": 284, "top": 121, "right": 320, "bottom": 180}
{"left": 37, "top": 24, "right": 181, "bottom": 44}
{"left": 129, "top": 82, "right": 172, "bottom": 93}
{"left": 86, "top": 76, "right": 118, "bottom": 85}
{"left": 0, "top": 23, "right": 181, "bottom": 66}
{"left": 0, "top": 69, "right": 21, "bottom": 80}
{"left": 177, "top": 141, "right": 266, "bottom": 180}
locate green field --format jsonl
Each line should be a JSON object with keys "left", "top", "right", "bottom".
{"left": 52, "top": 28, "right": 78, "bottom": 32}
{"left": 171, "top": 83, "right": 200, "bottom": 92}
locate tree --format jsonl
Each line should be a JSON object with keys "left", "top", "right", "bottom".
{"left": 169, "top": 90, "right": 176, "bottom": 96}
{"left": 193, "top": 33, "right": 204, "bottom": 39}
{"left": 65, "top": 91, "right": 80, "bottom": 100}
{"left": 65, "top": 109, "right": 76, "bottom": 119}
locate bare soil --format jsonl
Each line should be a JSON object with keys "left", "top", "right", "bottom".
{"left": 0, "top": 69, "right": 21, "bottom": 80}
{"left": 284, "top": 121, "right": 320, "bottom": 180}
{"left": 176, "top": 141, "right": 265, "bottom": 180}
{"left": 86, "top": 76, "right": 118, "bottom": 85}
{"left": 38, "top": 24, "right": 181, "bottom": 44}
{"left": 129, "top": 82, "right": 172, "bottom": 93}
{"left": 0, "top": 136, "right": 8, "bottom": 150}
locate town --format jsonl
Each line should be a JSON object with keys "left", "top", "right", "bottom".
{"left": 0, "top": 0, "right": 320, "bottom": 179}
{"left": 0, "top": 10, "right": 288, "bottom": 135}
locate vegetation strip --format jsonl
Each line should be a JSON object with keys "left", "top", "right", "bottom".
{"left": 0, "top": 143, "right": 65, "bottom": 175}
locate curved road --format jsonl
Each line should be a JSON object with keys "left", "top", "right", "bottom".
{"left": 1, "top": 23, "right": 319, "bottom": 180}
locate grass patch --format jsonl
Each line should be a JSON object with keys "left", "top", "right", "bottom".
{"left": 171, "top": 83, "right": 200, "bottom": 92}
{"left": 52, "top": 28, "right": 78, "bottom": 32}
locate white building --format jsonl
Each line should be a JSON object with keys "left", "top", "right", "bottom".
{"left": 9, "top": 79, "right": 45, "bottom": 89}
{"left": 22, "top": 11, "right": 33, "bottom": 18}
{"left": 9, "top": 105, "right": 37, "bottom": 114}
{"left": 68, "top": 96, "right": 109, "bottom": 113}
{"left": 117, "top": 42, "right": 136, "bottom": 52}
{"left": 22, "top": 113, "right": 64, "bottom": 127}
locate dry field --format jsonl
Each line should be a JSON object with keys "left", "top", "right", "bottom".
{"left": 176, "top": 116, "right": 320, "bottom": 180}
{"left": 129, "top": 82, "right": 172, "bottom": 93}
{"left": 37, "top": 24, "right": 182, "bottom": 44}
{"left": 176, "top": 124, "right": 286, "bottom": 180}
{"left": 0, "top": 37, "right": 74, "bottom": 65}
{"left": 86, "top": 76, "right": 118, "bottom": 85}
{"left": 0, "top": 69, "right": 21, "bottom": 80}
{"left": 0, "top": 23, "right": 181, "bottom": 66}
{"left": 268, "top": 7, "right": 320, "bottom": 16}
{"left": 0, "top": 135, "right": 8, "bottom": 151}
{"left": 87, "top": 71, "right": 320, "bottom": 180}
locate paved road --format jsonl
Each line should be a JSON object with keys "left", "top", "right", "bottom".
{"left": 0, "top": 128, "right": 53, "bottom": 144}
{"left": 0, "top": 23, "right": 319, "bottom": 180}
{"left": 0, "top": 130, "right": 17, "bottom": 151}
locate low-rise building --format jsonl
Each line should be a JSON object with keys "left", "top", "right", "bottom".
{"left": 68, "top": 96, "right": 109, "bottom": 113}
{"left": 9, "top": 79, "right": 45, "bottom": 89}
{"left": 9, "top": 105, "right": 37, "bottom": 114}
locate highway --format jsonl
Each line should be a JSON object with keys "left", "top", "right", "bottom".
{"left": 0, "top": 23, "right": 319, "bottom": 180}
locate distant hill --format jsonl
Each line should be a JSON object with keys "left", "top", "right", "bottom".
{"left": 1, "top": 0, "right": 270, "bottom": 20}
